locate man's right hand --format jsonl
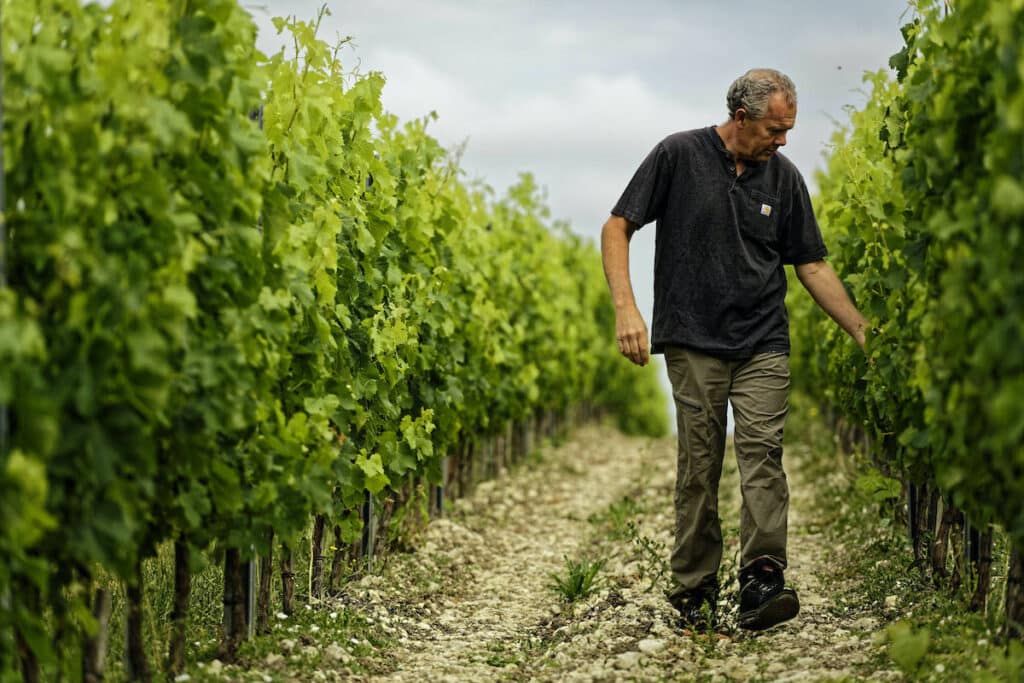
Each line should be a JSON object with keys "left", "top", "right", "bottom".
{"left": 616, "top": 305, "right": 650, "bottom": 366}
{"left": 601, "top": 214, "right": 649, "bottom": 366}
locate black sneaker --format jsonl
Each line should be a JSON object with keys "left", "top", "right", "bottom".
{"left": 738, "top": 559, "right": 799, "bottom": 631}
{"left": 669, "top": 585, "right": 718, "bottom": 631}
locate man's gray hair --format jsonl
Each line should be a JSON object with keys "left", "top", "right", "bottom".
{"left": 726, "top": 69, "right": 797, "bottom": 120}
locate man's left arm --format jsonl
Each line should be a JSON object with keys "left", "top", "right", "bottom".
{"left": 794, "top": 260, "right": 870, "bottom": 348}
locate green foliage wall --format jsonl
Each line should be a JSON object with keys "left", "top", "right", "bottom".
{"left": 0, "top": 0, "right": 667, "bottom": 674}
{"left": 789, "top": 0, "right": 1024, "bottom": 545}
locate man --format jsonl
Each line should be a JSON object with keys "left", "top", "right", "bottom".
{"left": 601, "top": 69, "right": 869, "bottom": 631}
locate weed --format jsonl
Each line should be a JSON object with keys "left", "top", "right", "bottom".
{"left": 718, "top": 524, "right": 741, "bottom": 594}
{"left": 547, "top": 555, "right": 608, "bottom": 603}
{"left": 588, "top": 495, "right": 643, "bottom": 541}
{"left": 484, "top": 641, "right": 521, "bottom": 668}
{"left": 523, "top": 448, "right": 545, "bottom": 468}
{"left": 625, "top": 521, "right": 670, "bottom": 593}
{"left": 736, "top": 634, "right": 772, "bottom": 655}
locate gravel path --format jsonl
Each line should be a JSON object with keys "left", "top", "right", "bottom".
{"left": 324, "top": 424, "right": 901, "bottom": 682}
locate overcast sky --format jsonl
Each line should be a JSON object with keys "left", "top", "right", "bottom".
{"left": 247, "top": 0, "right": 912, "bottom": 422}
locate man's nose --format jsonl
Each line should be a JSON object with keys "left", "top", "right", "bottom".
{"left": 775, "top": 132, "right": 787, "bottom": 147}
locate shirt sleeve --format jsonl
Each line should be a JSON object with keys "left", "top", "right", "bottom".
{"left": 611, "top": 141, "right": 674, "bottom": 228}
{"left": 780, "top": 171, "right": 829, "bottom": 265}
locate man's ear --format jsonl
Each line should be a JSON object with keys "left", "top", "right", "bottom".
{"left": 734, "top": 107, "right": 749, "bottom": 127}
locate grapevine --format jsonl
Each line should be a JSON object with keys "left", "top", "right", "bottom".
{"left": 0, "top": 0, "right": 667, "bottom": 675}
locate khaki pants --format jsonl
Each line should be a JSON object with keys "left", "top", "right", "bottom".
{"left": 665, "top": 347, "right": 790, "bottom": 602}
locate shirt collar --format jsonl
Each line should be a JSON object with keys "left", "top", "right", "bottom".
{"left": 706, "top": 125, "right": 764, "bottom": 169}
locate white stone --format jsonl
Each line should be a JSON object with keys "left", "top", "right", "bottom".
{"left": 324, "top": 641, "right": 346, "bottom": 661}
{"left": 852, "top": 616, "right": 879, "bottom": 631}
{"left": 638, "top": 638, "right": 666, "bottom": 654}
{"left": 884, "top": 595, "right": 898, "bottom": 609}
{"left": 264, "top": 653, "right": 284, "bottom": 667}
{"left": 614, "top": 652, "right": 642, "bottom": 670}
{"left": 801, "top": 594, "right": 827, "bottom": 607}
{"left": 620, "top": 604, "right": 642, "bottom": 620}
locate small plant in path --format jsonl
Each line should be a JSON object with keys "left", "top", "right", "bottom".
{"left": 626, "top": 520, "right": 670, "bottom": 593}
{"left": 588, "top": 495, "right": 643, "bottom": 541}
{"left": 548, "top": 556, "right": 608, "bottom": 603}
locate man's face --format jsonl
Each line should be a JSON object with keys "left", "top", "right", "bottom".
{"left": 737, "top": 92, "right": 796, "bottom": 161}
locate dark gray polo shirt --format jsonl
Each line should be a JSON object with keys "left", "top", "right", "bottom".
{"left": 612, "top": 126, "right": 827, "bottom": 359}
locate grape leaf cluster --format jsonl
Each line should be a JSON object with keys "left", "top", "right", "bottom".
{"left": 789, "top": 1, "right": 1024, "bottom": 550}
{"left": 0, "top": 0, "right": 667, "bottom": 672}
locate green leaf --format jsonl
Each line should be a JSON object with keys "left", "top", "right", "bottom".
{"left": 854, "top": 469, "right": 902, "bottom": 503}
{"left": 886, "top": 621, "right": 930, "bottom": 673}
{"left": 356, "top": 451, "right": 390, "bottom": 494}
{"left": 991, "top": 176, "right": 1024, "bottom": 218}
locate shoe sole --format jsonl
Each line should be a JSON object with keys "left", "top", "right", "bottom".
{"left": 738, "top": 589, "right": 800, "bottom": 631}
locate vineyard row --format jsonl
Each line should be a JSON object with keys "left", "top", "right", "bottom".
{"left": 0, "top": 1, "right": 666, "bottom": 679}
{"left": 787, "top": 0, "right": 1024, "bottom": 638}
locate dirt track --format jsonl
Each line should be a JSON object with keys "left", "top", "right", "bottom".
{"left": 321, "top": 425, "right": 900, "bottom": 682}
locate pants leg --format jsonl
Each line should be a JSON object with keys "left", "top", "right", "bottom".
{"left": 730, "top": 352, "right": 791, "bottom": 571}
{"left": 664, "top": 347, "right": 731, "bottom": 600}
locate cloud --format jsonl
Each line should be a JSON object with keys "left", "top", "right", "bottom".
{"left": 372, "top": 49, "right": 710, "bottom": 169}
{"left": 370, "top": 49, "right": 481, "bottom": 125}
{"left": 542, "top": 26, "right": 585, "bottom": 48}
{"left": 473, "top": 74, "right": 710, "bottom": 158}
{"left": 368, "top": 50, "right": 716, "bottom": 244}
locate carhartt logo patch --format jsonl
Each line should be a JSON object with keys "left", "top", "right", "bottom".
{"left": 760, "top": 203, "right": 773, "bottom": 217}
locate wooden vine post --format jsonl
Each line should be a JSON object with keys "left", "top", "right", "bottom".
{"left": 925, "top": 488, "right": 939, "bottom": 554}
{"left": 1006, "top": 547, "right": 1024, "bottom": 640}
{"left": 166, "top": 541, "right": 192, "bottom": 676}
{"left": 931, "top": 498, "right": 957, "bottom": 582}
{"left": 328, "top": 524, "right": 350, "bottom": 595}
{"left": 219, "top": 548, "right": 247, "bottom": 662}
{"left": 125, "top": 559, "right": 151, "bottom": 682}
{"left": 280, "top": 544, "right": 295, "bottom": 616}
{"left": 431, "top": 455, "right": 447, "bottom": 517}
{"left": 310, "top": 514, "right": 328, "bottom": 604}
{"left": 907, "top": 482, "right": 920, "bottom": 563}
{"left": 83, "top": 588, "right": 112, "bottom": 683}
{"left": 949, "top": 506, "right": 966, "bottom": 593}
{"left": 968, "top": 528, "right": 993, "bottom": 613}
{"left": 360, "top": 491, "right": 377, "bottom": 568}
{"left": 257, "top": 532, "right": 275, "bottom": 634}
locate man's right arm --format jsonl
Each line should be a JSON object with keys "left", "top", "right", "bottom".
{"left": 601, "top": 214, "right": 649, "bottom": 366}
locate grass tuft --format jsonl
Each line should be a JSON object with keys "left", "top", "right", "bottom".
{"left": 547, "top": 555, "right": 608, "bottom": 603}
